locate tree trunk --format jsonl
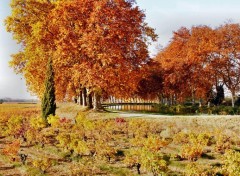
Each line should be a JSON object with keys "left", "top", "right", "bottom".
{"left": 207, "top": 102, "right": 211, "bottom": 108}
{"left": 231, "top": 91, "right": 235, "bottom": 108}
{"left": 78, "top": 91, "right": 83, "bottom": 105}
{"left": 136, "top": 163, "right": 141, "bottom": 175}
{"left": 192, "top": 89, "right": 195, "bottom": 105}
{"left": 158, "top": 94, "right": 163, "bottom": 104}
{"left": 215, "top": 85, "right": 224, "bottom": 105}
{"left": 82, "top": 88, "right": 87, "bottom": 107}
{"left": 74, "top": 97, "right": 77, "bottom": 104}
{"left": 162, "top": 97, "right": 165, "bottom": 105}
{"left": 171, "top": 95, "right": 174, "bottom": 105}
{"left": 87, "top": 92, "right": 93, "bottom": 109}
{"left": 93, "top": 92, "right": 102, "bottom": 111}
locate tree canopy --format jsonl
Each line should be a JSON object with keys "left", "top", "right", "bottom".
{"left": 6, "top": 0, "right": 240, "bottom": 108}
{"left": 6, "top": 0, "right": 157, "bottom": 103}
{"left": 155, "top": 23, "right": 240, "bottom": 107}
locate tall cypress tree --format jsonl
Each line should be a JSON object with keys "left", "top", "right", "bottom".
{"left": 41, "top": 59, "right": 56, "bottom": 122}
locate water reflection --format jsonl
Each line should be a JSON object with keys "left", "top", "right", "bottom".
{"left": 106, "top": 104, "right": 157, "bottom": 112}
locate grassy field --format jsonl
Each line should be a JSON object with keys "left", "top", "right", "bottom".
{"left": 0, "top": 103, "right": 240, "bottom": 175}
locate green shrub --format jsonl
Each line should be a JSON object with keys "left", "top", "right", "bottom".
{"left": 158, "top": 104, "right": 199, "bottom": 115}
{"left": 211, "top": 106, "right": 238, "bottom": 115}
{"left": 157, "top": 104, "right": 240, "bottom": 115}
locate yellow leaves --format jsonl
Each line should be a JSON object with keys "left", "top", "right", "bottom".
{"left": 30, "top": 116, "right": 46, "bottom": 130}
{"left": 9, "top": 52, "right": 26, "bottom": 74}
{"left": 31, "top": 22, "right": 43, "bottom": 40}
{"left": 32, "top": 157, "right": 55, "bottom": 173}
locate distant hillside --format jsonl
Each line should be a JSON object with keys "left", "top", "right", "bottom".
{"left": 0, "top": 98, "right": 38, "bottom": 103}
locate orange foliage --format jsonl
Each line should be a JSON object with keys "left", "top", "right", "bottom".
{"left": 2, "top": 139, "right": 21, "bottom": 160}
{"left": 156, "top": 23, "right": 240, "bottom": 104}
{"left": 6, "top": 0, "right": 157, "bottom": 100}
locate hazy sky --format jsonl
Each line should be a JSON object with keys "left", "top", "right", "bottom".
{"left": 0, "top": 0, "right": 240, "bottom": 99}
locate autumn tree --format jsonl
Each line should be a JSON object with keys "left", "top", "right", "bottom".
{"left": 184, "top": 25, "right": 220, "bottom": 104}
{"left": 156, "top": 26, "right": 219, "bottom": 104}
{"left": 47, "top": 0, "right": 157, "bottom": 110}
{"left": 157, "top": 23, "right": 240, "bottom": 107}
{"left": 136, "top": 61, "right": 164, "bottom": 102}
{"left": 6, "top": 0, "right": 57, "bottom": 98}
{"left": 6, "top": 0, "right": 157, "bottom": 111}
{"left": 156, "top": 27, "right": 194, "bottom": 103}
{"left": 6, "top": 0, "right": 81, "bottom": 100}
{"left": 210, "top": 23, "right": 240, "bottom": 107}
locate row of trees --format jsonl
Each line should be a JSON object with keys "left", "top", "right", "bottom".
{"left": 6, "top": 0, "right": 240, "bottom": 113}
{"left": 6, "top": 0, "right": 157, "bottom": 113}
{"left": 139, "top": 23, "right": 240, "bottom": 107}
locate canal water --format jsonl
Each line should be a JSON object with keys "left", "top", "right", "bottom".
{"left": 106, "top": 104, "right": 157, "bottom": 112}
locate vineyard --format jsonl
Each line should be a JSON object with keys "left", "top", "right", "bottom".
{"left": 0, "top": 103, "right": 240, "bottom": 175}
{"left": 2, "top": 0, "right": 240, "bottom": 175}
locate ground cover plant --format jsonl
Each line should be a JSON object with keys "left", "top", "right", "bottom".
{"left": 1, "top": 103, "right": 240, "bottom": 175}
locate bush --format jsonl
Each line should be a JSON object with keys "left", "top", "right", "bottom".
{"left": 157, "top": 104, "right": 199, "bottom": 115}
{"left": 47, "top": 115, "right": 60, "bottom": 127}
{"left": 214, "top": 132, "right": 232, "bottom": 154}
{"left": 179, "top": 133, "right": 210, "bottom": 161}
{"left": 180, "top": 144, "right": 204, "bottom": 161}
{"left": 124, "top": 148, "right": 168, "bottom": 175}
{"left": 157, "top": 104, "right": 240, "bottom": 115}
{"left": 211, "top": 106, "right": 239, "bottom": 115}
{"left": 32, "top": 157, "right": 55, "bottom": 174}
{"left": 221, "top": 150, "right": 240, "bottom": 176}
{"left": 2, "top": 139, "right": 20, "bottom": 161}
{"left": 141, "top": 149, "right": 168, "bottom": 176}
{"left": 30, "top": 117, "right": 46, "bottom": 130}
{"left": 5, "top": 116, "right": 23, "bottom": 137}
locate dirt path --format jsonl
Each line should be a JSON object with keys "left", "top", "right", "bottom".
{"left": 56, "top": 102, "right": 240, "bottom": 120}
{"left": 118, "top": 111, "right": 240, "bottom": 118}
{"left": 0, "top": 161, "right": 21, "bottom": 176}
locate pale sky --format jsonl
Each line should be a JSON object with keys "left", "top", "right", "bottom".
{"left": 0, "top": 0, "right": 240, "bottom": 99}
